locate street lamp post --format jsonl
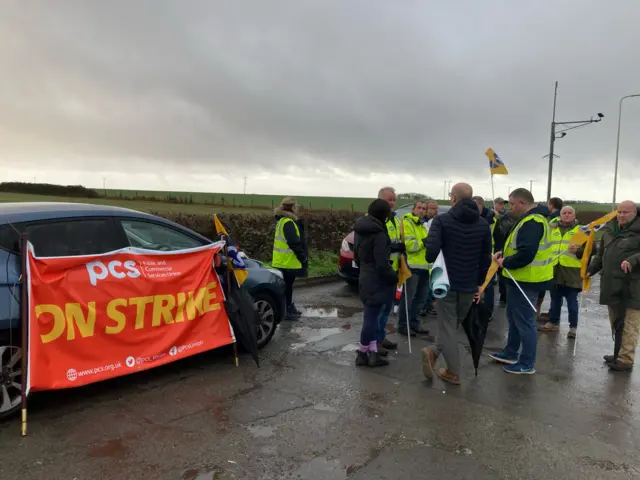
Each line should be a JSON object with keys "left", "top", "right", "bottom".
{"left": 612, "top": 94, "right": 640, "bottom": 210}
{"left": 545, "top": 81, "right": 604, "bottom": 201}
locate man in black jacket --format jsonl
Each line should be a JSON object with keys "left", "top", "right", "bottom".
{"left": 421, "top": 183, "right": 492, "bottom": 385}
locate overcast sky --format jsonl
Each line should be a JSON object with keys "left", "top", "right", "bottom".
{"left": 1, "top": 0, "right": 639, "bottom": 202}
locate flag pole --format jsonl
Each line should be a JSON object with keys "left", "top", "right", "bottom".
{"left": 490, "top": 173, "right": 495, "bottom": 207}
{"left": 503, "top": 268, "right": 537, "bottom": 312}
{"left": 19, "top": 234, "right": 29, "bottom": 437}
{"left": 404, "top": 287, "right": 412, "bottom": 354}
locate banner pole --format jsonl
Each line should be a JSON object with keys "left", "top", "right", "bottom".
{"left": 19, "top": 233, "right": 28, "bottom": 437}
{"left": 490, "top": 174, "right": 496, "bottom": 206}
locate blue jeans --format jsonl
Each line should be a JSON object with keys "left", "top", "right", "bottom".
{"left": 397, "top": 269, "right": 430, "bottom": 330}
{"left": 549, "top": 285, "right": 580, "bottom": 328}
{"left": 375, "top": 299, "right": 394, "bottom": 342}
{"left": 361, "top": 304, "right": 383, "bottom": 346}
{"left": 504, "top": 283, "right": 539, "bottom": 369}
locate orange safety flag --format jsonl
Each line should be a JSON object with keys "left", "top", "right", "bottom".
{"left": 581, "top": 229, "right": 596, "bottom": 292}
{"left": 26, "top": 242, "right": 234, "bottom": 392}
{"left": 397, "top": 255, "right": 412, "bottom": 287}
{"left": 480, "top": 258, "right": 500, "bottom": 294}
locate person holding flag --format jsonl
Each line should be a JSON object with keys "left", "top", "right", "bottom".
{"left": 489, "top": 188, "right": 554, "bottom": 375}
{"left": 272, "top": 197, "right": 308, "bottom": 320}
{"left": 375, "top": 187, "right": 406, "bottom": 354}
{"left": 587, "top": 201, "right": 640, "bottom": 372}
{"left": 538, "top": 206, "right": 584, "bottom": 338}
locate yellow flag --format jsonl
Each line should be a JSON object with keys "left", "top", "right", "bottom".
{"left": 397, "top": 255, "right": 412, "bottom": 287}
{"left": 480, "top": 258, "right": 500, "bottom": 293}
{"left": 213, "top": 214, "right": 249, "bottom": 286}
{"left": 486, "top": 148, "right": 508, "bottom": 175}
{"left": 568, "top": 210, "right": 616, "bottom": 245}
{"left": 580, "top": 229, "right": 595, "bottom": 292}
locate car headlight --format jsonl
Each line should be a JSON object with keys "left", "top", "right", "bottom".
{"left": 267, "top": 268, "right": 284, "bottom": 279}
{"left": 341, "top": 239, "right": 350, "bottom": 252}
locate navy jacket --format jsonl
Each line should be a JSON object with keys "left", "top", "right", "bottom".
{"left": 501, "top": 204, "right": 552, "bottom": 290}
{"left": 480, "top": 207, "right": 495, "bottom": 225}
{"left": 426, "top": 199, "right": 492, "bottom": 293}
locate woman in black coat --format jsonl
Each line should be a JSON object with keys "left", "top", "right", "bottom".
{"left": 353, "top": 199, "right": 399, "bottom": 367}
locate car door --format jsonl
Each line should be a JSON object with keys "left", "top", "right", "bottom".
{"left": 114, "top": 218, "right": 208, "bottom": 251}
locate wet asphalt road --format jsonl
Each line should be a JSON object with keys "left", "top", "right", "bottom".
{"left": 1, "top": 278, "right": 640, "bottom": 479}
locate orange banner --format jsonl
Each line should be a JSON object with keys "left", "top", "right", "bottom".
{"left": 26, "top": 242, "right": 234, "bottom": 392}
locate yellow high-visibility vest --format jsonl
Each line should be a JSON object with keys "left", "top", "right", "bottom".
{"left": 402, "top": 213, "right": 429, "bottom": 270}
{"left": 502, "top": 213, "right": 554, "bottom": 283}
{"left": 387, "top": 216, "right": 401, "bottom": 272}
{"left": 272, "top": 218, "right": 301, "bottom": 269}
{"left": 550, "top": 224, "right": 581, "bottom": 268}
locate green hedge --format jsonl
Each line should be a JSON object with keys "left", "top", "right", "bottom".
{"left": 155, "top": 211, "right": 360, "bottom": 261}
{"left": 154, "top": 209, "right": 611, "bottom": 261}
{"left": 0, "top": 182, "right": 100, "bottom": 198}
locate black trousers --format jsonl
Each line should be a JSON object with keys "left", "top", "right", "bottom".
{"left": 498, "top": 273, "right": 507, "bottom": 302}
{"left": 279, "top": 269, "right": 297, "bottom": 307}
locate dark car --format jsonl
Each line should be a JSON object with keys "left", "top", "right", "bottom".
{"left": 338, "top": 203, "right": 451, "bottom": 285}
{"left": 0, "top": 202, "right": 286, "bottom": 418}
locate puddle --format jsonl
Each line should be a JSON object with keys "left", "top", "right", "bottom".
{"left": 301, "top": 305, "right": 362, "bottom": 318}
{"left": 286, "top": 457, "right": 347, "bottom": 479}
{"left": 246, "top": 425, "right": 276, "bottom": 438}
{"left": 340, "top": 343, "right": 360, "bottom": 352}
{"left": 290, "top": 327, "right": 342, "bottom": 350}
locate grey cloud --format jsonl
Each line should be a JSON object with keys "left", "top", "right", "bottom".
{"left": 0, "top": 0, "right": 639, "bottom": 183}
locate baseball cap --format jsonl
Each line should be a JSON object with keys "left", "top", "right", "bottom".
{"left": 494, "top": 197, "right": 505, "bottom": 204}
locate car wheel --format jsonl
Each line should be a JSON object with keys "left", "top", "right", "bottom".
{"left": 0, "top": 344, "right": 22, "bottom": 419}
{"left": 252, "top": 293, "right": 278, "bottom": 349}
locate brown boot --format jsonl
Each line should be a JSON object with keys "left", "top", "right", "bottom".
{"left": 609, "top": 361, "right": 633, "bottom": 372}
{"left": 437, "top": 368, "right": 461, "bottom": 385}
{"left": 538, "top": 322, "right": 559, "bottom": 332}
{"left": 421, "top": 348, "right": 438, "bottom": 380}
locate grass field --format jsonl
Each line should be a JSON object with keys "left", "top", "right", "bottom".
{"left": 0, "top": 190, "right": 614, "bottom": 216}
{"left": 0, "top": 192, "right": 256, "bottom": 214}
{"left": 100, "top": 188, "right": 373, "bottom": 212}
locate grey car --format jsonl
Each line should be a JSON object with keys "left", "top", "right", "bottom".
{"left": 0, "top": 202, "right": 286, "bottom": 418}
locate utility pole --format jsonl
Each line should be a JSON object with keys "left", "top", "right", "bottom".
{"left": 544, "top": 81, "right": 603, "bottom": 202}
{"left": 545, "top": 81, "right": 558, "bottom": 204}
{"left": 103, "top": 177, "right": 107, "bottom": 196}
{"left": 506, "top": 186, "right": 511, "bottom": 199}
{"left": 243, "top": 176, "right": 248, "bottom": 195}
{"left": 529, "top": 180, "right": 535, "bottom": 197}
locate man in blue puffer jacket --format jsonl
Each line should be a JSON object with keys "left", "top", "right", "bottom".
{"left": 421, "top": 183, "right": 492, "bottom": 385}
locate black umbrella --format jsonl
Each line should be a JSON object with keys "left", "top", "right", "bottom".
{"left": 221, "top": 262, "right": 260, "bottom": 368}
{"left": 612, "top": 278, "right": 631, "bottom": 365}
{"left": 460, "top": 301, "right": 493, "bottom": 376}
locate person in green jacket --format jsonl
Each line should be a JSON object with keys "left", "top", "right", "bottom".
{"left": 538, "top": 206, "right": 584, "bottom": 338}
{"left": 588, "top": 200, "right": 640, "bottom": 372}
{"left": 397, "top": 201, "right": 431, "bottom": 336}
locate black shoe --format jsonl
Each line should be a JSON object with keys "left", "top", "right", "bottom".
{"left": 603, "top": 354, "right": 614, "bottom": 363}
{"left": 428, "top": 307, "right": 437, "bottom": 316}
{"left": 380, "top": 338, "right": 398, "bottom": 350}
{"left": 356, "top": 351, "right": 368, "bottom": 366}
{"left": 397, "top": 328, "right": 416, "bottom": 337}
{"left": 377, "top": 345, "right": 389, "bottom": 357}
{"left": 368, "top": 352, "right": 389, "bottom": 367}
{"left": 419, "top": 309, "right": 427, "bottom": 317}
{"left": 286, "top": 306, "right": 302, "bottom": 320}
{"left": 290, "top": 303, "right": 303, "bottom": 316}
{"left": 411, "top": 326, "right": 430, "bottom": 335}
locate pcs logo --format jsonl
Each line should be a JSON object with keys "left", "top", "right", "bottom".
{"left": 86, "top": 260, "right": 141, "bottom": 286}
